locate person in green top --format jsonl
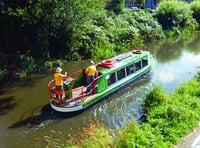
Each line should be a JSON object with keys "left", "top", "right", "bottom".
{"left": 85, "top": 61, "right": 98, "bottom": 94}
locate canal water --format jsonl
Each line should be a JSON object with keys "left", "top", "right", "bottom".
{"left": 1, "top": 33, "right": 200, "bottom": 148}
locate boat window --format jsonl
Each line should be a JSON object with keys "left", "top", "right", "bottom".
{"left": 126, "top": 64, "right": 134, "bottom": 75}
{"left": 107, "top": 72, "right": 117, "bottom": 86}
{"left": 142, "top": 56, "right": 148, "bottom": 67}
{"left": 117, "top": 68, "right": 125, "bottom": 81}
{"left": 135, "top": 61, "right": 141, "bottom": 72}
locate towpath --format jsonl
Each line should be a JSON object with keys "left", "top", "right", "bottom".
{"left": 175, "top": 123, "right": 200, "bottom": 148}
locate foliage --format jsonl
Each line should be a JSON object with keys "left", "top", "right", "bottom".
{"left": 115, "top": 122, "right": 150, "bottom": 148}
{"left": 135, "top": 0, "right": 145, "bottom": 8}
{"left": 156, "top": 0, "right": 192, "bottom": 30}
{"left": 143, "top": 86, "right": 169, "bottom": 112}
{"left": 118, "top": 10, "right": 163, "bottom": 42}
{"left": 2, "top": 0, "right": 200, "bottom": 81}
{"left": 92, "top": 42, "right": 115, "bottom": 59}
{"left": 7, "top": 0, "right": 108, "bottom": 60}
{"left": 103, "top": 9, "right": 163, "bottom": 54}
{"left": 72, "top": 20, "right": 111, "bottom": 58}
{"left": 45, "top": 120, "right": 113, "bottom": 148}
{"left": 74, "top": 9, "right": 163, "bottom": 58}
{"left": 190, "top": 0, "right": 200, "bottom": 25}
{"left": 0, "top": 69, "right": 4, "bottom": 80}
{"left": 106, "top": 0, "right": 125, "bottom": 14}
{"left": 19, "top": 54, "right": 38, "bottom": 74}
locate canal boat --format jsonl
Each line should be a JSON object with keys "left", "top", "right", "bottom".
{"left": 48, "top": 50, "right": 153, "bottom": 112}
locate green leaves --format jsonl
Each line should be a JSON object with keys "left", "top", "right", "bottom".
{"left": 156, "top": 0, "right": 192, "bottom": 30}
{"left": 190, "top": 1, "right": 200, "bottom": 25}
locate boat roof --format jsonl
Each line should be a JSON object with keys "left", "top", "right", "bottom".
{"left": 97, "top": 50, "right": 151, "bottom": 74}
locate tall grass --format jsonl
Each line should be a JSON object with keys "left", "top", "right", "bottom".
{"left": 44, "top": 120, "right": 113, "bottom": 148}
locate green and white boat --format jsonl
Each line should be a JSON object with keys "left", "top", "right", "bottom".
{"left": 48, "top": 50, "right": 153, "bottom": 112}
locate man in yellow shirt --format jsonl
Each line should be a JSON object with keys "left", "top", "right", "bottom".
{"left": 54, "top": 67, "right": 67, "bottom": 98}
{"left": 85, "top": 61, "right": 98, "bottom": 94}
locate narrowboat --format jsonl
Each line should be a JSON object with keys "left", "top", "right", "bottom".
{"left": 48, "top": 50, "right": 153, "bottom": 112}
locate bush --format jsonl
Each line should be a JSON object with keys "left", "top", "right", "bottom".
{"left": 190, "top": 1, "right": 200, "bottom": 25}
{"left": 115, "top": 122, "right": 150, "bottom": 148}
{"left": 20, "top": 54, "right": 38, "bottom": 74}
{"left": 156, "top": 0, "right": 192, "bottom": 30}
{"left": 0, "top": 69, "right": 4, "bottom": 80}
{"left": 131, "top": 10, "right": 163, "bottom": 40}
{"left": 109, "top": 10, "right": 163, "bottom": 52}
{"left": 106, "top": 0, "right": 125, "bottom": 14}
{"left": 143, "top": 86, "right": 169, "bottom": 112}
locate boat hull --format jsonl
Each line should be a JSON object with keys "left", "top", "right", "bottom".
{"left": 50, "top": 103, "right": 83, "bottom": 112}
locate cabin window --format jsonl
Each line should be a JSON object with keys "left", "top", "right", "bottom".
{"left": 126, "top": 64, "right": 134, "bottom": 76}
{"left": 135, "top": 61, "right": 141, "bottom": 72}
{"left": 107, "top": 72, "right": 117, "bottom": 86}
{"left": 117, "top": 68, "right": 125, "bottom": 81}
{"left": 142, "top": 56, "right": 148, "bottom": 67}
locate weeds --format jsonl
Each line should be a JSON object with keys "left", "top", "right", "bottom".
{"left": 44, "top": 120, "right": 113, "bottom": 148}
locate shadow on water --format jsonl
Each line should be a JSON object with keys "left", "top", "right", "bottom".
{"left": 8, "top": 104, "right": 82, "bottom": 129}
{"left": 0, "top": 96, "right": 17, "bottom": 116}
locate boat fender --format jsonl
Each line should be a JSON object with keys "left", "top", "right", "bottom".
{"left": 133, "top": 50, "right": 142, "bottom": 54}
{"left": 102, "top": 60, "right": 114, "bottom": 65}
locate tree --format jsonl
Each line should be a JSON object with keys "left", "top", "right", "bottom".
{"left": 6, "top": 0, "right": 107, "bottom": 59}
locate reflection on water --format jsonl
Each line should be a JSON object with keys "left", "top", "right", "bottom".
{"left": 152, "top": 51, "right": 200, "bottom": 93}
{"left": 0, "top": 96, "right": 17, "bottom": 115}
{"left": 1, "top": 32, "right": 200, "bottom": 147}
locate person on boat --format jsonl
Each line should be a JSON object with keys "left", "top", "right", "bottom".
{"left": 85, "top": 60, "right": 98, "bottom": 94}
{"left": 54, "top": 67, "right": 67, "bottom": 99}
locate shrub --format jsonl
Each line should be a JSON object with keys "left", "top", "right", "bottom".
{"left": 174, "top": 80, "right": 200, "bottom": 96}
{"left": 190, "top": 1, "right": 200, "bottom": 25}
{"left": 20, "top": 54, "right": 38, "bottom": 74}
{"left": 156, "top": 0, "right": 192, "bottom": 30}
{"left": 108, "top": 9, "right": 163, "bottom": 52}
{"left": 0, "top": 69, "right": 4, "bottom": 80}
{"left": 92, "top": 42, "right": 115, "bottom": 59}
{"left": 106, "top": 0, "right": 125, "bottom": 14}
{"left": 116, "top": 10, "right": 163, "bottom": 42}
{"left": 115, "top": 122, "right": 150, "bottom": 148}
{"left": 143, "top": 86, "right": 169, "bottom": 112}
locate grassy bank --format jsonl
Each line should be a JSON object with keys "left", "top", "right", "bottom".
{"left": 45, "top": 72, "right": 200, "bottom": 147}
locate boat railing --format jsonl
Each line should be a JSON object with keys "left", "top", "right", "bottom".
{"left": 48, "top": 70, "right": 102, "bottom": 105}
